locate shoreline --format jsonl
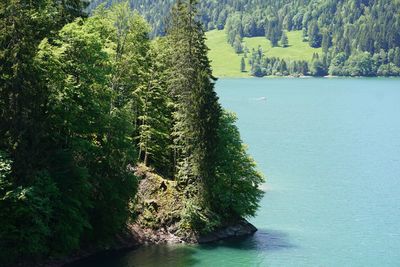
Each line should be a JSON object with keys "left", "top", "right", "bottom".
{"left": 213, "top": 75, "right": 400, "bottom": 79}
{"left": 42, "top": 219, "right": 257, "bottom": 267}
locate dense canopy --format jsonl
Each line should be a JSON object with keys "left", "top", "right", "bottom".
{"left": 0, "top": 1, "right": 264, "bottom": 266}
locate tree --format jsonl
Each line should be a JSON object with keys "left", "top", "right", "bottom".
{"left": 137, "top": 39, "right": 174, "bottom": 176}
{"left": 166, "top": 0, "right": 221, "bottom": 233}
{"left": 308, "top": 21, "right": 322, "bottom": 48}
{"left": 343, "top": 52, "right": 376, "bottom": 76}
{"left": 213, "top": 111, "right": 264, "bottom": 219}
{"left": 394, "top": 48, "right": 400, "bottom": 67}
{"left": 0, "top": 1, "right": 91, "bottom": 264}
{"left": 311, "top": 59, "right": 327, "bottom": 76}
{"left": 0, "top": 0, "right": 88, "bottom": 183}
{"left": 87, "top": 0, "right": 400, "bottom": 78}
{"left": 233, "top": 34, "right": 243, "bottom": 53}
{"left": 280, "top": 31, "right": 289, "bottom": 47}
{"left": 0, "top": 1, "right": 267, "bottom": 265}
{"left": 377, "top": 63, "right": 400, "bottom": 76}
{"left": 279, "top": 59, "right": 288, "bottom": 75}
{"left": 321, "top": 29, "right": 331, "bottom": 53}
{"left": 0, "top": 3, "right": 155, "bottom": 264}
{"left": 329, "top": 52, "right": 347, "bottom": 75}
{"left": 36, "top": 9, "right": 139, "bottom": 243}
{"left": 265, "top": 17, "right": 281, "bottom": 47}
{"left": 241, "top": 57, "right": 246, "bottom": 72}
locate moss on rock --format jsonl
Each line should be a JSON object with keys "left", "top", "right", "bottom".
{"left": 133, "top": 164, "right": 184, "bottom": 234}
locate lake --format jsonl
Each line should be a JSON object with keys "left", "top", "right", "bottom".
{"left": 68, "top": 78, "right": 400, "bottom": 267}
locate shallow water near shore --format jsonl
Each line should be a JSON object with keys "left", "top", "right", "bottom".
{"left": 68, "top": 78, "right": 400, "bottom": 267}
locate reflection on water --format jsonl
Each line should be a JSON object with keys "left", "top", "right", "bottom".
{"left": 66, "top": 245, "right": 199, "bottom": 267}
{"left": 199, "top": 229, "right": 295, "bottom": 252}
{"left": 67, "top": 229, "right": 295, "bottom": 267}
{"left": 123, "top": 245, "right": 199, "bottom": 267}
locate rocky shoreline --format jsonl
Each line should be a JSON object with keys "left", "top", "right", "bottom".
{"left": 42, "top": 166, "right": 258, "bottom": 267}
{"left": 43, "top": 219, "right": 257, "bottom": 267}
{"left": 129, "top": 218, "right": 257, "bottom": 244}
{"left": 198, "top": 219, "right": 257, "bottom": 243}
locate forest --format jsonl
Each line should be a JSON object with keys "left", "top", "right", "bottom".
{"left": 0, "top": 1, "right": 263, "bottom": 266}
{"left": 89, "top": 0, "right": 400, "bottom": 77}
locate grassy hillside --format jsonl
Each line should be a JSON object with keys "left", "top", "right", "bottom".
{"left": 243, "top": 31, "right": 322, "bottom": 61}
{"left": 205, "top": 30, "right": 323, "bottom": 78}
{"left": 205, "top": 30, "right": 248, "bottom": 78}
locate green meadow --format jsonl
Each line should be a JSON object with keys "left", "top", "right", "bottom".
{"left": 205, "top": 30, "right": 323, "bottom": 78}
{"left": 205, "top": 29, "right": 248, "bottom": 78}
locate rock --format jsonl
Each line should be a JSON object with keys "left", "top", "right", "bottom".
{"left": 198, "top": 219, "right": 257, "bottom": 244}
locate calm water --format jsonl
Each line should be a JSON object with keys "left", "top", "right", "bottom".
{"left": 69, "top": 78, "right": 400, "bottom": 267}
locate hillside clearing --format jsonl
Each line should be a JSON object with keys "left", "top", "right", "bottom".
{"left": 205, "top": 30, "right": 323, "bottom": 78}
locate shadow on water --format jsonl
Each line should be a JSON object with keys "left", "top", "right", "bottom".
{"left": 200, "top": 228, "right": 296, "bottom": 252}
{"left": 65, "top": 244, "right": 200, "bottom": 267}
{"left": 65, "top": 229, "right": 295, "bottom": 267}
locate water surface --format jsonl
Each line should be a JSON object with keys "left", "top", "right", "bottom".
{"left": 69, "top": 78, "right": 400, "bottom": 267}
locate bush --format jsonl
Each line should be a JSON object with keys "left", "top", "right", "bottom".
{"left": 0, "top": 157, "right": 58, "bottom": 266}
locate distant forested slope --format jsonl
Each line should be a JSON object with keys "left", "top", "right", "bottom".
{"left": 88, "top": 0, "right": 400, "bottom": 76}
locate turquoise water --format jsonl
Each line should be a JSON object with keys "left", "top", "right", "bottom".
{"left": 69, "top": 78, "right": 400, "bottom": 267}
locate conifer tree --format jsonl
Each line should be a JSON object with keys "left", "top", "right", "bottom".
{"left": 308, "top": 21, "right": 322, "bottom": 48}
{"left": 241, "top": 57, "right": 246, "bottom": 72}
{"left": 394, "top": 47, "right": 400, "bottom": 67}
{"left": 166, "top": 0, "right": 221, "bottom": 232}
{"left": 321, "top": 29, "right": 331, "bottom": 53}
{"left": 280, "top": 31, "right": 289, "bottom": 47}
{"left": 137, "top": 39, "right": 174, "bottom": 176}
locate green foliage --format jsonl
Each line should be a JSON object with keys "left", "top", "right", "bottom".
{"left": 90, "top": 0, "right": 400, "bottom": 77}
{"left": 233, "top": 35, "right": 244, "bottom": 53}
{"left": 1, "top": 1, "right": 266, "bottom": 265}
{"left": 308, "top": 21, "right": 322, "bottom": 48}
{"left": 241, "top": 57, "right": 246, "bottom": 72}
{"left": 180, "top": 196, "right": 221, "bottom": 234}
{"left": 137, "top": 40, "right": 174, "bottom": 176}
{"left": 212, "top": 111, "right": 264, "bottom": 219}
{"left": 36, "top": 5, "right": 141, "bottom": 244}
{"left": 47, "top": 151, "right": 92, "bottom": 255}
{"left": 329, "top": 52, "right": 347, "bottom": 76}
{"left": 0, "top": 151, "right": 11, "bottom": 183}
{"left": 204, "top": 29, "right": 321, "bottom": 77}
{"left": 0, "top": 1, "right": 92, "bottom": 265}
{"left": 204, "top": 30, "right": 249, "bottom": 78}
{"left": 311, "top": 58, "right": 328, "bottom": 77}
{"left": 0, "top": 2, "right": 149, "bottom": 264}
{"left": 280, "top": 31, "right": 289, "bottom": 48}
{"left": 377, "top": 63, "right": 400, "bottom": 76}
{"left": 266, "top": 17, "right": 282, "bottom": 47}
{"left": 321, "top": 29, "right": 331, "bottom": 53}
{"left": 343, "top": 52, "right": 376, "bottom": 77}
{"left": 0, "top": 169, "right": 59, "bottom": 265}
{"left": 165, "top": 0, "right": 222, "bottom": 233}
{"left": 0, "top": 0, "right": 88, "bottom": 183}
{"left": 248, "top": 48, "right": 309, "bottom": 77}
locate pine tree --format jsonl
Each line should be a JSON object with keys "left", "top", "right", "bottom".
{"left": 241, "top": 57, "right": 246, "bottom": 72}
{"left": 394, "top": 47, "right": 400, "bottom": 67}
{"left": 166, "top": 0, "right": 221, "bottom": 232}
{"left": 308, "top": 21, "right": 322, "bottom": 48}
{"left": 280, "top": 31, "right": 289, "bottom": 47}
{"left": 321, "top": 29, "right": 331, "bottom": 53}
{"left": 233, "top": 34, "right": 243, "bottom": 53}
{"left": 137, "top": 39, "right": 174, "bottom": 176}
{"left": 265, "top": 17, "right": 281, "bottom": 47}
